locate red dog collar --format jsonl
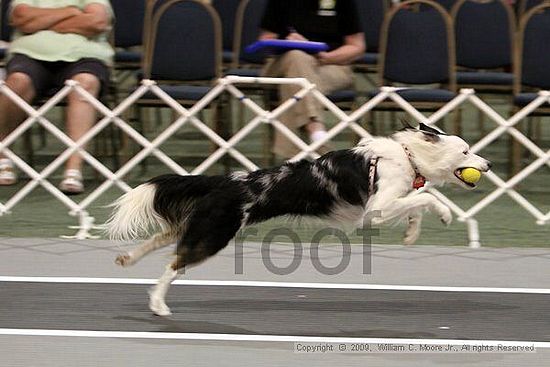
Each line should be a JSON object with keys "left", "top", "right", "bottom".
{"left": 402, "top": 144, "right": 426, "bottom": 190}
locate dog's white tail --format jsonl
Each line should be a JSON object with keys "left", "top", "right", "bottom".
{"left": 105, "top": 183, "right": 169, "bottom": 241}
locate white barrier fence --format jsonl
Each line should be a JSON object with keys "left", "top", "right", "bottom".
{"left": 0, "top": 76, "right": 549, "bottom": 246}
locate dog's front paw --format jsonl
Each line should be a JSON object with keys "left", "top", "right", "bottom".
{"left": 403, "top": 234, "right": 418, "bottom": 246}
{"left": 115, "top": 253, "right": 135, "bottom": 267}
{"left": 403, "top": 217, "right": 421, "bottom": 245}
{"left": 403, "top": 229, "right": 420, "bottom": 246}
{"left": 439, "top": 206, "right": 453, "bottom": 226}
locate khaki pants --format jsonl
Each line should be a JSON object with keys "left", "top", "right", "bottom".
{"left": 262, "top": 50, "right": 354, "bottom": 158}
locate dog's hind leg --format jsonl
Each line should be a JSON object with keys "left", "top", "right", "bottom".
{"left": 148, "top": 199, "right": 244, "bottom": 316}
{"left": 115, "top": 231, "right": 174, "bottom": 267}
{"left": 148, "top": 239, "right": 236, "bottom": 317}
{"left": 403, "top": 211, "right": 423, "bottom": 246}
{"left": 148, "top": 259, "right": 182, "bottom": 316}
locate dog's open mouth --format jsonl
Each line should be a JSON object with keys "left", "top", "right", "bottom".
{"left": 454, "top": 168, "right": 477, "bottom": 188}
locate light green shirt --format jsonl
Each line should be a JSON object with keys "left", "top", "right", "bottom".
{"left": 8, "top": 0, "right": 114, "bottom": 65}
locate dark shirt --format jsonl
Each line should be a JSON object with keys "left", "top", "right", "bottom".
{"left": 260, "top": 0, "right": 362, "bottom": 51}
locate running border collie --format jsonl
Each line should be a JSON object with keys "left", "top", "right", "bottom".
{"left": 106, "top": 124, "right": 491, "bottom": 316}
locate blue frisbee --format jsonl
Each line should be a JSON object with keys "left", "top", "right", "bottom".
{"left": 245, "top": 39, "right": 329, "bottom": 55}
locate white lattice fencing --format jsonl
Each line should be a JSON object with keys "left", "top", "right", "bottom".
{"left": 0, "top": 76, "right": 548, "bottom": 245}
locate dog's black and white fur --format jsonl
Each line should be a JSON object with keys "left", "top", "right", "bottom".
{"left": 107, "top": 124, "right": 491, "bottom": 316}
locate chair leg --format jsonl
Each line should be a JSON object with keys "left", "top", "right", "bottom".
{"left": 509, "top": 108, "right": 523, "bottom": 178}
{"left": 136, "top": 105, "right": 149, "bottom": 176}
{"left": 264, "top": 124, "right": 275, "bottom": 167}
{"left": 510, "top": 136, "right": 522, "bottom": 179}
{"left": 116, "top": 107, "right": 131, "bottom": 166}
{"left": 109, "top": 122, "right": 121, "bottom": 170}
{"left": 453, "top": 106, "right": 462, "bottom": 136}
{"left": 262, "top": 88, "right": 276, "bottom": 167}
{"left": 23, "top": 129, "right": 34, "bottom": 168}
{"left": 213, "top": 99, "right": 231, "bottom": 174}
{"left": 534, "top": 116, "right": 542, "bottom": 146}
{"left": 477, "top": 106, "right": 486, "bottom": 138}
{"left": 370, "top": 111, "right": 379, "bottom": 135}
{"left": 155, "top": 106, "right": 163, "bottom": 132}
{"left": 390, "top": 111, "right": 397, "bottom": 131}
{"left": 38, "top": 126, "right": 47, "bottom": 149}
{"left": 108, "top": 88, "right": 123, "bottom": 170}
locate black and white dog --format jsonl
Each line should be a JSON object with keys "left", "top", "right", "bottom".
{"left": 107, "top": 124, "right": 491, "bottom": 316}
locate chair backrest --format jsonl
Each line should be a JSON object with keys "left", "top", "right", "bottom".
{"left": 379, "top": 0, "right": 456, "bottom": 88}
{"left": 419, "top": 0, "right": 457, "bottom": 11}
{"left": 432, "top": 0, "right": 457, "bottom": 10}
{"left": 144, "top": 0, "right": 171, "bottom": 47}
{"left": 515, "top": 2, "right": 550, "bottom": 91}
{"left": 111, "top": 0, "right": 146, "bottom": 48}
{"left": 355, "top": 0, "right": 388, "bottom": 52}
{"left": 1, "top": 0, "right": 12, "bottom": 41}
{"left": 451, "top": 0, "right": 515, "bottom": 69}
{"left": 144, "top": 0, "right": 222, "bottom": 81}
{"left": 232, "top": 0, "right": 269, "bottom": 66}
{"left": 518, "top": 0, "right": 548, "bottom": 17}
{"left": 212, "top": 0, "right": 241, "bottom": 53}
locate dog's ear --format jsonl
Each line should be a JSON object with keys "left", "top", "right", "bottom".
{"left": 418, "top": 123, "right": 444, "bottom": 143}
{"left": 418, "top": 122, "right": 445, "bottom": 135}
{"left": 421, "top": 131, "right": 441, "bottom": 143}
{"left": 400, "top": 118, "right": 419, "bottom": 130}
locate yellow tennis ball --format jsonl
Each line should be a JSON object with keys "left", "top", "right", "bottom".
{"left": 461, "top": 168, "right": 481, "bottom": 184}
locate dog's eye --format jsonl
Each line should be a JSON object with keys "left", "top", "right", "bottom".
{"left": 463, "top": 150, "right": 468, "bottom": 155}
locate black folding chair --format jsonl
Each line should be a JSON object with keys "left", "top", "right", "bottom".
{"left": 510, "top": 2, "right": 550, "bottom": 174}
{"left": 109, "top": 0, "right": 146, "bottom": 106}
{"left": 111, "top": 0, "right": 146, "bottom": 70}
{"left": 431, "top": 0, "right": 457, "bottom": 9}
{"left": 452, "top": 0, "right": 516, "bottom": 93}
{"left": 135, "top": 0, "right": 226, "bottom": 170}
{"left": 419, "top": 0, "right": 457, "bottom": 10}
{"left": 0, "top": 0, "right": 12, "bottom": 62}
{"left": 141, "top": 0, "right": 221, "bottom": 104}
{"left": 227, "top": 0, "right": 268, "bottom": 78}
{"left": 354, "top": 0, "right": 389, "bottom": 88}
{"left": 517, "top": 0, "right": 548, "bottom": 17}
{"left": 212, "top": 0, "right": 241, "bottom": 66}
{"left": 450, "top": 0, "right": 516, "bottom": 136}
{"left": 369, "top": 0, "right": 457, "bottom": 130}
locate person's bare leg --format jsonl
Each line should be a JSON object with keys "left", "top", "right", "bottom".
{"left": 64, "top": 72, "right": 100, "bottom": 171}
{"left": 0, "top": 72, "right": 35, "bottom": 185}
{"left": 303, "top": 119, "right": 326, "bottom": 135}
{"left": 0, "top": 72, "right": 36, "bottom": 154}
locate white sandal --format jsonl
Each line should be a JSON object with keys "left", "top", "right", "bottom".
{"left": 0, "top": 158, "right": 17, "bottom": 186}
{"left": 309, "top": 130, "right": 333, "bottom": 155}
{"left": 59, "top": 169, "right": 84, "bottom": 195}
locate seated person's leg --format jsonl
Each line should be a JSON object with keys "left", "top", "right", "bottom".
{"left": 58, "top": 58, "right": 109, "bottom": 194}
{"left": 0, "top": 54, "right": 50, "bottom": 185}
{"left": 309, "top": 62, "right": 355, "bottom": 140}
{"left": 263, "top": 50, "right": 325, "bottom": 157}
{"left": 263, "top": 50, "right": 352, "bottom": 158}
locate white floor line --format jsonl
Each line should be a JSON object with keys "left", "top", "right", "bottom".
{"left": 0, "top": 328, "right": 548, "bottom": 348}
{"left": 1, "top": 275, "right": 550, "bottom": 294}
